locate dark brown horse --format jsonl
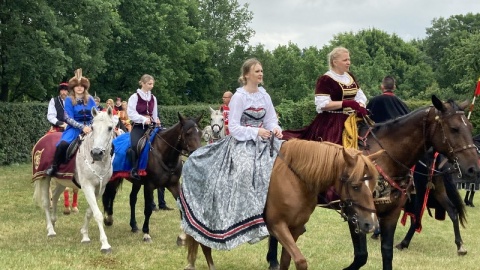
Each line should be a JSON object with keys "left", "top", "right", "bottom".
{"left": 395, "top": 152, "right": 468, "bottom": 255}
{"left": 102, "top": 113, "right": 202, "bottom": 241}
{"left": 267, "top": 95, "right": 480, "bottom": 270}
{"left": 183, "top": 140, "right": 384, "bottom": 270}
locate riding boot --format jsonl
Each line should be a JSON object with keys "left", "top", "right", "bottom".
{"left": 469, "top": 190, "right": 475, "bottom": 207}
{"left": 465, "top": 191, "right": 472, "bottom": 206}
{"left": 46, "top": 141, "right": 69, "bottom": 177}
{"left": 128, "top": 148, "right": 140, "bottom": 181}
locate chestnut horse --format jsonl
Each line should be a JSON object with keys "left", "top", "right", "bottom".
{"left": 182, "top": 140, "right": 383, "bottom": 270}
{"left": 102, "top": 113, "right": 202, "bottom": 242}
{"left": 267, "top": 95, "right": 480, "bottom": 270}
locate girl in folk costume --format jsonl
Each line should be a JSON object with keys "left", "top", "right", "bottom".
{"left": 179, "top": 58, "right": 283, "bottom": 250}
{"left": 45, "top": 69, "right": 96, "bottom": 176}
{"left": 126, "top": 74, "right": 160, "bottom": 180}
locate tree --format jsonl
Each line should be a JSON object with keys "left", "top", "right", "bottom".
{"left": 424, "top": 13, "right": 480, "bottom": 92}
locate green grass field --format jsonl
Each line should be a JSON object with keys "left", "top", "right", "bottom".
{"left": 1, "top": 163, "right": 480, "bottom": 269}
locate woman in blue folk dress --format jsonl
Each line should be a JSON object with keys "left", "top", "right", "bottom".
{"left": 179, "top": 58, "right": 283, "bottom": 250}
{"left": 45, "top": 69, "right": 96, "bottom": 176}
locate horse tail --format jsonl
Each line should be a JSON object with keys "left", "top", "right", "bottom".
{"left": 33, "top": 178, "right": 49, "bottom": 209}
{"left": 443, "top": 173, "right": 467, "bottom": 227}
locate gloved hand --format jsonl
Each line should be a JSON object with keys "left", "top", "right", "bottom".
{"left": 342, "top": 100, "right": 368, "bottom": 117}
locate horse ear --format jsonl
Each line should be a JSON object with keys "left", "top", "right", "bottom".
{"left": 178, "top": 112, "right": 186, "bottom": 124}
{"left": 91, "top": 107, "right": 98, "bottom": 117}
{"left": 342, "top": 148, "right": 357, "bottom": 168}
{"left": 107, "top": 106, "right": 113, "bottom": 116}
{"left": 432, "top": 95, "right": 446, "bottom": 113}
{"left": 367, "top": 149, "right": 385, "bottom": 163}
{"left": 210, "top": 107, "right": 215, "bottom": 113}
{"left": 458, "top": 99, "right": 470, "bottom": 111}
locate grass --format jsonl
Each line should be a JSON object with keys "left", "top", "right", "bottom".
{"left": 1, "top": 163, "right": 480, "bottom": 269}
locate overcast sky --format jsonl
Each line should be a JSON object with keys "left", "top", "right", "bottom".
{"left": 237, "top": 0, "right": 480, "bottom": 50}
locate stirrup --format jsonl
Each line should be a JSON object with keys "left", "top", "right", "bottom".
{"left": 130, "top": 168, "right": 140, "bottom": 180}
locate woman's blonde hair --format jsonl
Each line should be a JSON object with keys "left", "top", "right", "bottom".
{"left": 139, "top": 74, "right": 155, "bottom": 86}
{"left": 238, "top": 58, "right": 262, "bottom": 85}
{"left": 328, "top": 47, "right": 349, "bottom": 70}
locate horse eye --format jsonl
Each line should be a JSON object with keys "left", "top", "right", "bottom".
{"left": 108, "top": 127, "right": 113, "bottom": 131}
{"left": 351, "top": 184, "right": 361, "bottom": 191}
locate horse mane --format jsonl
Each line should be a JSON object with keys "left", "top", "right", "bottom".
{"left": 279, "top": 140, "right": 378, "bottom": 194}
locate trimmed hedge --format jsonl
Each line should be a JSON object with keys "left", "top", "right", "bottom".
{"left": 2, "top": 98, "right": 475, "bottom": 165}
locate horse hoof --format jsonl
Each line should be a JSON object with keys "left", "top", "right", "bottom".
{"left": 131, "top": 227, "right": 139, "bottom": 233}
{"left": 458, "top": 247, "right": 467, "bottom": 256}
{"left": 184, "top": 264, "right": 195, "bottom": 270}
{"left": 63, "top": 207, "right": 71, "bottom": 215}
{"left": 395, "top": 243, "right": 407, "bottom": 250}
{"left": 81, "top": 240, "right": 91, "bottom": 244}
{"left": 177, "top": 236, "right": 186, "bottom": 247}
{"left": 269, "top": 266, "right": 280, "bottom": 270}
{"left": 143, "top": 237, "right": 152, "bottom": 243}
{"left": 71, "top": 207, "right": 79, "bottom": 213}
{"left": 104, "top": 218, "right": 113, "bottom": 226}
{"left": 101, "top": 248, "right": 112, "bottom": 254}
{"left": 47, "top": 233, "right": 56, "bottom": 238}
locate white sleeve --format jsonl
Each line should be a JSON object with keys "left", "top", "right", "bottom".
{"left": 153, "top": 96, "right": 159, "bottom": 122}
{"left": 127, "top": 93, "right": 147, "bottom": 124}
{"left": 263, "top": 94, "right": 281, "bottom": 132}
{"left": 47, "top": 98, "right": 58, "bottom": 125}
{"left": 355, "top": 89, "right": 367, "bottom": 105}
{"left": 315, "top": 95, "right": 331, "bottom": 113}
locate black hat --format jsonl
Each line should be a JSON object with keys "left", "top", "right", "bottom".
{"left": 58, "top": 82, "right": 69, "bottom": 92}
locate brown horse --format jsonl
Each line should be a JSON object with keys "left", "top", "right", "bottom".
{"left": 102, "top": 113, "right": 202, "bottom": 241}
{"left": 347, "top": 96, "right": 479, "bottom": 270}
{"left": 266, "top": 95, "right": 480, "bottom": 270}
{"left": 183, "top": 140, "right": 384, "bottom": 270}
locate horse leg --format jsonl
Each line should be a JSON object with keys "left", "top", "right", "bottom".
{"left": 141, "top": 184, "right": 155, "bottom": 242}
{"left": 395, "top": 214, "right": 418, "bottom": 251}
{"left": 270, "top": 225, "right": 307, "bottom": 270}
{"left": 102, "top": 181, "right": 117, "bottom": 226}
{"left": 266, "top": 236, "right": 280, "bottom": 270}
{"left": 51, "top": 183, "right": 65, "bottom": 228}
{"left": 343, "top": 221, "right": 368, "bottom": 270}
{"left": 379, "top": 214, "right": 402, "bottom": 270}
{"left": 63, "top": 188, "right": 71, "bottom": 215}
{"left": 434, "top": 190, "right": 467, "bottom": 255}
{"left": 34, "top": 178, "right": 57, "bottom": 237}
{"left": 200, "top": 243, "right": 215, "bottom": 270}
{"left": 464, "top": 190, "right": 471, "bottom": 206}
{"left": 129, "top": 183, "right": 141, "bottom": 232}
{"left": 468, "top": 190, "right": 475, "bottom": 207}
{"left": 184, "top": 234, "right": 199, "bottom": 270}
{"left": 165, "top": 184, "right": 186, "bottom": 246}
{"left": 72, "top": 188, "right": 79, "bottom": 213}
{"left": 80, "top": 184, "right": 112, "bottom": 253}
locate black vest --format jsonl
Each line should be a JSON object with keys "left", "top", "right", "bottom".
{"left": 53, "top": 97, "right": 65, "bottom": 126}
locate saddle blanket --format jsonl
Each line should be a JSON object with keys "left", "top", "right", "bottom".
{"left": 32, "top": 132, "right": 75, "bottom": 181}
{"left": 111, "top": 127, "right": 161, "bottom": 179}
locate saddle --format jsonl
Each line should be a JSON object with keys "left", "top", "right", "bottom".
{"left": 66, "top": 135, "right": 84, "bottom": 161}
{"left": 136, "top": 125, "right": 157, "bottom": 154}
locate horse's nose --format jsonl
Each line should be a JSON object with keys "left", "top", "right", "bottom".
{"left": 91, "top": 148, "right": 105, "bottom": 161}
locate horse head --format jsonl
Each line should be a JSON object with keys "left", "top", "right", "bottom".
{"left": 209, "top": 107, "right": 225, "bottom": 140}
{"left": 179, "top": 112, "right": 203, "bottom": 154}
{"left": 90, "top": 107, "right": 115, "bottom": 161}
{"left": 428, "top": 95, "right": 479, "bottom": 180}
{"left": 337, "top": 147, "right": 381, "bottom": 234}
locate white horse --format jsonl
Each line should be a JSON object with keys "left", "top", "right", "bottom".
{"left": 202, "top": 107, "right": 225, "bottom": 143}
{"left": 33, "top": 107, "right": 115, "bottom": 253}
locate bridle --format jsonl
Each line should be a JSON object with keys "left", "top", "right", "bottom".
{"left": 360, "top": 106, "right": 476, "bottom": 179}
{"left": 269, "top": 135, "right": 376, "bottom": 232}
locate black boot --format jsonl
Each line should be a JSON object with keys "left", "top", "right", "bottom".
{"left": 127, "top": 148, "right": 140, "bottom": 180}
{"left": 46, "top": 141, "right": 68, "bottom": 177}
{"left": 45, "top": 164, "right": 58, "bottom": 176}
